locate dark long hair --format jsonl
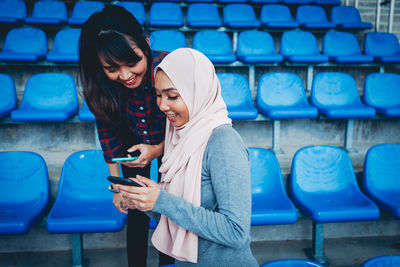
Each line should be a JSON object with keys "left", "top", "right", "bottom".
{"left": 79, "top": 5, "right": 152, "bottom": 122}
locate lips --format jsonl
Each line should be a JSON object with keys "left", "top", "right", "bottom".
{"left": 166, "top": 114, "right": 176, "bottom": 122}
{"left": 123, "top": 76, "right": 137, "bottom": 86}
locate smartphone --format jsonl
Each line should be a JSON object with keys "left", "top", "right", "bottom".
{"left": 111, "top": 156, "right": 139, "bottom": 162}
{"left": 107, "top": 176, "right": 143, "bottom": 187}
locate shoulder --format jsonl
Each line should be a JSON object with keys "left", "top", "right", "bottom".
{"left": 152, "top": 50, "right": 169, "bottom": 68}
{"left": 206, "top": 124, "right": 248, "bottom": 158}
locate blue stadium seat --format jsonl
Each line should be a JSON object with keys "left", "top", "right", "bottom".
{"left": 0, "top": 74, "right": 17, "bottom": 118}
{"left": 78, "top": 101, "right": 95, "bottom": 121}
{"left": 186, "top": 3, "right": 221, "bottom": 28}
{"left": 331, "top": 6, "right": 373, "bottom": 30}
{"left": 364, "top": 32, "right": 400, "bottom": 63}
{"left": 149, "top": 3, "right": 183, "bottom": 27}
{"left": 249, "top": 148, "right": 297, "bottom": 226}
{"left": 0, "top": 151, "right": 49, "bottom": 234}
{"left": 68, "top": 1, "right": 105, "bottom": 26}
{"left": 185, "top": 0, "right": 214, "bottom": 3}
{"left": 290, "top": 145, "right": 379, "bottom": 264}
{"left": 0, "top": 0, "right": 26, "bottom": 24}
{"left": 223, "top": 4, "right": 260, "bottom": 28}
{"left": 217, "top": 73, "right": 258, "bottom": 120}
{"left": 296, "top": 5, "right": 336, "bottom": 29}
{"left": 11, "top": 73, "right": 78, "bottom": 122}
{"left": 280, "top": 31, "right": 328, "bottom": 63}
{"left": 115, "top": 1, "right": 146, "bottom": 26}
{"left": 25, "top": 0, "right": 67, "bottom": 25}
{"left": 0, "top": 27, "right": 47, "bottom": 62}
{"left": 362, "top": 255, "right": 400, "bottom": 267}
{"left": 260, "top": 4, "right": 299, "bottom": 29}
{"left": 193, "top": 30, "right": 236, "bottom": 63}
{"left": 218, "top": 0, "right": 247, "bottom": 3}
{"left": 323, "top": 31, "right": 373, "bottom": 63}
{"left": 362, "top": 144, "right": 400, "bottom": 219}
{"left": 256, "top": 73, "right": 318, "bottom": 119}
{"left": 236, "top": 31, "right": 283, "bottom": 63}
{"left": 149, "top": 159, "right": 160, "bottom": 229}
{"left": 311, "top": 72, "right": 375, "bottom": 118}
{"left": 282, "top": 0, "right": 312, "bottom": 4}
{"left": 46, "top": 28, "right": 81, "bottom": 63}
{"left": 261, "top": 259, "right": 325, "bottom": 267}
{"left": 363, "top": 73, "right": 400, "bottom": 117}
{"left": 313, "top": 0, "right": 341, "bottom": 5}
{"left": 46, "top": 150, "right": 127, "bottom": 266}
{"left": 149, "top": 30, "right": 187, "bottom": 53}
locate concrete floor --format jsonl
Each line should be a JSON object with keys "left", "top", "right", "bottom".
{"left": 0, "top": 236, "right": 399, "bottom": 267}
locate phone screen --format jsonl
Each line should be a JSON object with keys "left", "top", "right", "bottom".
{"left": 111, "top": 156, "right": 139, "bottom": 162}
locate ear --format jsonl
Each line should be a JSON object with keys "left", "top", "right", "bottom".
{"left": 145, "top": 37, "right": 151, "bottom": 47}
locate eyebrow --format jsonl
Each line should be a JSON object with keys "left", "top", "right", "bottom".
{"left": 156, "top": 87, "right": 178, "bottom": 92}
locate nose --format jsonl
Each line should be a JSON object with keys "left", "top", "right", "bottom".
{"left": 119, "top": 67, "right": 131, "bottom": 80}
{"left": 158, "top": 96, "right": 169, "bottom": 112}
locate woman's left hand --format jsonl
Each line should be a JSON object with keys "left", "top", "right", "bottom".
{"left": 116, "top": 175, "right": 161, "bottom": 212}
{"left": 120, "top": 142, "right": 164, "bottom": 168}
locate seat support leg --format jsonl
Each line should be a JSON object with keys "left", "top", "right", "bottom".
{"left": 249, "top": 65, "right": 255, "bottom": 93}
{"left": 272, "top": 120, "right": 283, "bottom": 154}
{"left": 306, "top": 65, "right": 314, "bottom": 92}
{"left": 305, "top": 222, "right": 330, "bottom": 266}
{"left": 345, "top": 119, "right": 357, "bottom": 153}
{"left": 72, "top": 233, "right": 83, "bottom": 267}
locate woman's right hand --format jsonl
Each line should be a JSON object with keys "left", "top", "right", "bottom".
{"left": 113, "top": 192, "right": 129, "bottom": 214}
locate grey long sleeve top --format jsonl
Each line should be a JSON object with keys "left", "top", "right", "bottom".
{"left": 149, "top": 124, "right": 259, "bottom": 267}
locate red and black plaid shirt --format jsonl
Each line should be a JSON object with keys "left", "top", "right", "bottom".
{"left": 95, "top": 50, "right": 168, "bottom": 163}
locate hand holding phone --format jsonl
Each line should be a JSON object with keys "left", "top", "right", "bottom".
{"left": 107, "top": 176, "right": 143, "bottom": 187}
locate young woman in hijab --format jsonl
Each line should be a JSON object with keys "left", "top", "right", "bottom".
{"left": 115, "top": 48, "right": 259, "bottom": 266}
{"left": 79, "top": 5, "right": 173, "bottom": 266}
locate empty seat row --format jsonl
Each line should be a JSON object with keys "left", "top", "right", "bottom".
{"left": 1, "top": 144, "right": 399, "bottom": 264}
{"left": 149, "top": 4, "right": 371, "bottom": 30}
{"left": 2, "top": 27, "right": 399, "bottom": 65}
{"left": 0, "top": 0, "right": 368, "bottom": 31}
{"left": 1, "top": 71, "right": 399, "bottom": 123}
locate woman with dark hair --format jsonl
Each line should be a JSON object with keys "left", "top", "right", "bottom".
{"left": 79, "top": 5, "right": 172, "bottom": 267}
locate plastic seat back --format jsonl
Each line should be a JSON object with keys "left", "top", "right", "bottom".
{"left": 115, "top": 1, "right": 146, "bottom": 25}
{"left": 149, "top": 30, "right": 187, "bottom": 53}
{"left": 0, "top": 0, "right": 26, "bottom": 24}
{"left": 361, "top": 255, "right": 400, "bottom": 267}
{"left": 311, "top": 72, "right": 361, "bottom": 107}
{"left": 363, "top": 144, "right": 400, "bottom": 218}
{"left": 0, "top": 151, "right": 49, "bottom": 234}
{"left": 11, "top": 73, "right": 78, "bottom": 122}
{"left": 281, "top": 31, "right": 327, "bottom": 63}
{"left": 283, "top": 0, "right": 312, "bottom": 4}
{"left": 68, "top": 1, "right": 105, "bottom": 25}
{"left": 296, "top": 5, "right": 335, "bottom": 29}
{"left": 236, "top": 31, "right": 282, "bottom": 63}
{"left": 249, "top": 148, "right": 297, "bottom": 225}
{"left": 47, "top": 28, "right": 81, "bottom": 63}
{"left": 323, "top": 31, "right": 373, "bottom": 63}
{"left": 217, "top": 73, "right": 257, "bottom": 120}
{"left": 25, "top": 0, "right": 67, "bottom": 25}
{"left": 149, "top": 3, "right": 183, "bottom": 27}
{"left": 223, "top": 4, "right": 260, "bottom": 28}
{"left": 260, "top": 4, "right": 298, "bottom": 28}
{"left": 0, "top": 74, "right": 17, "bottom": 118}
{"left": 257, "top": 72, "right": 317, "bottom": 119}
{"left": 261, "top": 259, "right": 325, "bottom": 267}
{"left": 364, "top": 32, "right": 400, "bottom": 62}
{"left": 291, "top": 146, "right": 369, "bottom": 206}
{"left": 0, "top": 27, "right": 47, "bottom": 62}
{"left": 363, "top": 73, "right": 400, "bottom": 117}
{"left": 193, "top": 31, "right": 236, "bottom": 63}
{"left": 47, "top": 150, "right": 127, "bottom": 233}
{"left": 314, "top": 0, "right": 341, "bottom": 5}
{"left": 186, "top": 3, "right": 221, "bottom": 28}
{"left": 331, "top": 6, "right": 373, "bottom": 29}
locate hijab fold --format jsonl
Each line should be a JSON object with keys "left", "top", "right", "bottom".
{"left": 151, "top": 48, "right": 231, "bottom": 263}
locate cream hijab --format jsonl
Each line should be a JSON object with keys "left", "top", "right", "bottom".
{"left": 151, "top": 48, "right": 231, "bottom": 263}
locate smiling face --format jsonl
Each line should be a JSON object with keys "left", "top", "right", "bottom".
{"left": 98, "top": 39, "right": 149, "bottom": 89}
{"left": 155, "top": 70, "right": 189, "bottom": 127}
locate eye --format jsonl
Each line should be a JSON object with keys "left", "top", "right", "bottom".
{"left": 155, "top": 94, "right": 161, "bottom": 98}
{"left": 168, "top": 96, "right": 178, "bottom": 100}
{"left": 127, "top": 62, "right": 137, "bottom": 68}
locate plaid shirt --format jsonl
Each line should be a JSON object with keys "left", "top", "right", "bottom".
{"left": 96, "top": 50, "right": 168, "bottom": 163}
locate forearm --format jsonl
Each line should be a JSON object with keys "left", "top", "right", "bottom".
{"left": 108, "top": 163, "right": 120, "bottom": 176}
